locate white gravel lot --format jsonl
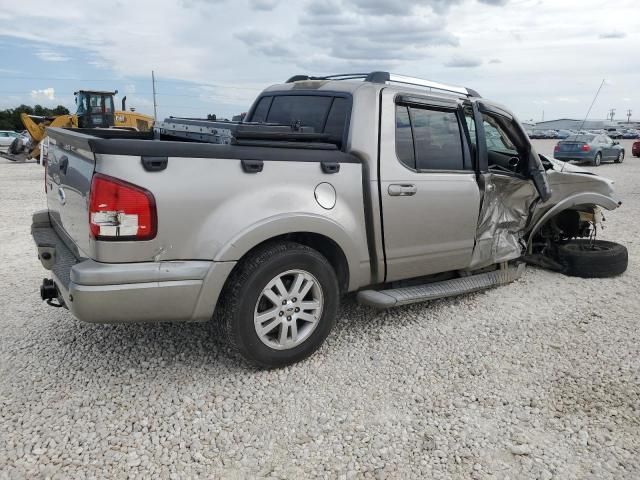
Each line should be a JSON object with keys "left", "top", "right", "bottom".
{"left": 1, "top": 140, "right": 639, "bottom": 479}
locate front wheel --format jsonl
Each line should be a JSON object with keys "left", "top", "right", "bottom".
{"left": 555, "top": 239, "right": 628, "bottom": 278}
{"left": 218, "top": 241, "right": 339, "bottom": 368}
{"left": 592, "top": 152, "right": 602, "bottom": 167}
{"left": 614, "top": 150, "right": 624, "bottom": 163}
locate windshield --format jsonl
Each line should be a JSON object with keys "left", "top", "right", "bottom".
{"left": 76, "top": 93, "right": 114, "bottom": 116}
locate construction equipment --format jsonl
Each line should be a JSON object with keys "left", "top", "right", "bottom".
{"left": 19, "top": 89, "right": 154, "bottom": 159}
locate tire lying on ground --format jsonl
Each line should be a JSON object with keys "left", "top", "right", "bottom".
{"left": 556, "top": 239, "right": 628, "bottom": 278}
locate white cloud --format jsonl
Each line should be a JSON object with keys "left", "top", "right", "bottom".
{"left": 0, "top": 0, "right": 638, "bottom": 120}
{"left": 444, "top": 55, "right": 482, "bottom": 68}
{"left": 31, "top": 88, "right": 55, "bottom": 101}
{"left": 35, "top": 49, "right": 69, "bottom": 62}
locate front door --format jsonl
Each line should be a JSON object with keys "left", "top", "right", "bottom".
{"left": 465, "top": 104, "right": 541, "bottom": 269}
{"left": 379, "top": 89, "right": 481, "bottom": 282}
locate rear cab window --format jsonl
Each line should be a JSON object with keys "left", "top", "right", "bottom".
{"left": 246, "top": 93, "right": 351, "bottom": 147}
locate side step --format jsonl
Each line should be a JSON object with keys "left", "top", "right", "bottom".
{"left": 357, "top": 263, "right": 526, "bottom": 309}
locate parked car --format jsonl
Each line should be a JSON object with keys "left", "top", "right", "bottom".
{"left": 633, "top": 140, "right": 640, "bottom": 157}
{"left": 622, "top": 129, "right": 639, "bottom": 139}
{"left": 31, "top": 71, "right": 628, "bottom": 367}
{"left": 555, "top": 129, "right": 573, "bottom": 139}
{"left": 529, "top": 130, "right": 547, "bottom": 139}
{"left": 554, "top": 134, "right": 625, "bottom": 166}
{"left": 606, "top": 129, "right": 623, "bottom": 139}
{"left": 0, "top": 130, "right": 27, "bottom": 152}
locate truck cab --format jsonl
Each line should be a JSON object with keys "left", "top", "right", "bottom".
{"left": 74, "top": 90, "right": 116, "bottom": 129}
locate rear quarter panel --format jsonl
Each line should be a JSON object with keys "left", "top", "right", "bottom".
{"left": 93, "top": 155, "right": 371, "bottom": 290}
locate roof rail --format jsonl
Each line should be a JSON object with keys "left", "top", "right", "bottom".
{"left": 285, "top": 71, "right": 481, "bottom": 98}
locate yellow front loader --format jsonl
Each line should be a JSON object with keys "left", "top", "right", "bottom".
{"left": 20, "top": 89, "right": 154, "bottom": 159}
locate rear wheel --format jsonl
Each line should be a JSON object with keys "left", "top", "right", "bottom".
{"left": 592, "top": 152, "right": 602, "bottom": 166}
{"left": 614, "top": 150, "right": 624, "bottom": 163}
{"left": 555, "top": 239, "right": 628, "bottom": 278}
{"left": 218, "top": 241, "right": 339, "bottom": 368}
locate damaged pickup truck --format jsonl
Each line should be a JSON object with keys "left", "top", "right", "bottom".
{"left": 32, "top": 71, "right": 627, "bottom": 367}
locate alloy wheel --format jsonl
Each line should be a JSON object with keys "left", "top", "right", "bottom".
{"left": 253, "top": 269, "right": 324, "bottom": 350}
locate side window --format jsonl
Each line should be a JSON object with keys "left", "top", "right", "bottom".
{"left": 481, "top": 115, "right": 517, "bottom": 154}
{"left": 411, "top": 107, "right": 464, "bottom": 171}
{"left": 395, "top": 105, "right": 415, "bottom": 169}
{"left": 250, "top": 96, "right": 272, "bottom": 123}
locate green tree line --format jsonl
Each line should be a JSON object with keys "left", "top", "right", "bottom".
{"left": 0, "top": 105, "right": 70, "bottom": 131}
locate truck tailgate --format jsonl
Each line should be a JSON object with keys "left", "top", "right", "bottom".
{"left": 46, "top": 133, "right": 95, "bottom": 258}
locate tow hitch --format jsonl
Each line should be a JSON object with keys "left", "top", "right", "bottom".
{"left": 40, "top": 278, "right": 64, "bottom": 307}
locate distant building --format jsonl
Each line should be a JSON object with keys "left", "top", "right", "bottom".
{"left": 533, "top": 119, "right": 615, "bottom": 131}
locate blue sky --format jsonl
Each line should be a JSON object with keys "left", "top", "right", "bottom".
{"left": 0, "top": 0, "right": 638, "bottom": 123}
{"left": 0, "top": 36, "right": 262, "bottom": 120}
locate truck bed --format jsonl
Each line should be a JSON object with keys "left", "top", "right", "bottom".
{"left": 43, "top": 126, "right": 371, "bottom": 287}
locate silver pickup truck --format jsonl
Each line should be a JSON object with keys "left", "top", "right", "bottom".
{"left": 32, "top": 71, "right": 627, "bottom": 367}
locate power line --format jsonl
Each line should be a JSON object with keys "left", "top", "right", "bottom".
{"left": 578, "top": 79, "right": 606, "bottom": 131}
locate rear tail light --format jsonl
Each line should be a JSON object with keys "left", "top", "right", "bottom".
{"left": 89, "top": 173, "right": 156, "bottom": 240}
{"left": 581, "top": 144, "right": 591, "bottom": 152}
{"left": 554, "top": 144, "right": 560, "bottom": 152}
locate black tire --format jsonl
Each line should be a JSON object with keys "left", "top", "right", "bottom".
{"left": 614, "top": 150, "right": 624, "bottom": 163}
{"left": 556, "top": 239, "right": 628, "bottom": 278}
{"left": 592, "top": 152, "right": 602, "bottom": 167}
{"left": 217, "top": 241, "right": 339, "bottom": 368}
{"left": 8, "top": 138, "right": 23, "bottom": 155}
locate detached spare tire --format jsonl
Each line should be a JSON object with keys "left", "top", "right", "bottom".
{"left": 556, "top": 239, "right": 628, "bottom": 278}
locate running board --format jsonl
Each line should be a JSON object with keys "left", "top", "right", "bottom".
{"left": 357, "top": 263, "right": 526, "bottom": 309}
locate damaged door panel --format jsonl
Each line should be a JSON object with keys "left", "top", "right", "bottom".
{"left": 465, "top": 102, "right": 541, "bottom": 269}
{"left": 476, "top": 100, "right": 552, "bottom": 202}
{"left": 469, "top": 173, "right": 537, "bottom": 269}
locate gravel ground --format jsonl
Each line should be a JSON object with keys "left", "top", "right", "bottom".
{"left": 1, "top": 140, "right": 639, "bottom": 479}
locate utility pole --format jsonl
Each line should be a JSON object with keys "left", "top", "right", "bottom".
{"left": 627, "top": 109, "right": 632, "bottom": 124}
{"left": 608, "top": 108, "right": 615, "bottom": 122}
{"left": 542, "top": 110, "right": 544, "bottom": 122}
{"left": 152, "top": 70, "right": 158, "bottom": 121}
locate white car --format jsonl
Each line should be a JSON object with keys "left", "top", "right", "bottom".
{"left": 0, "top": 130, "right": 29, "bottom": 152}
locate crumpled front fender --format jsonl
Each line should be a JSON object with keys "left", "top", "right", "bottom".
{"left": 526, "top": 192, "right": 621, "bottom": 248}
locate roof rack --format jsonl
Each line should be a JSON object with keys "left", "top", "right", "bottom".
{"left": 285, "top": 71, "right": 481, "bottom": 98}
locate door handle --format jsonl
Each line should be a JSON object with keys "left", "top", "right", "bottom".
{"left": 388, "top": 184, "right": 417, "bottom": 196}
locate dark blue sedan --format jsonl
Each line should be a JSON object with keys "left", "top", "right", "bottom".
{"left": 553, "top": 134, "right": 625, "bottom": 166}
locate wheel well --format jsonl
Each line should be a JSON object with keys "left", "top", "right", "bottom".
{"left": 529, "top": 206, "right": 598, "bottom": 249}
{"left": 235, "top": 232, "right": 350, "bottom": 294}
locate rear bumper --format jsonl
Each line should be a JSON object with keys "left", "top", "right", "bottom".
{"left": 31, "top": 210, "right": 236, "bottom": 323}
{"left": 553, "top": 151, "right": 594, "bottom": 162}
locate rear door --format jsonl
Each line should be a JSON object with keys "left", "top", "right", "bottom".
{"left": 379, "top": 90, "right": 481, "bottom": 281}
{"left": 46, "top": 130, "right": 95, "bottom": 258}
